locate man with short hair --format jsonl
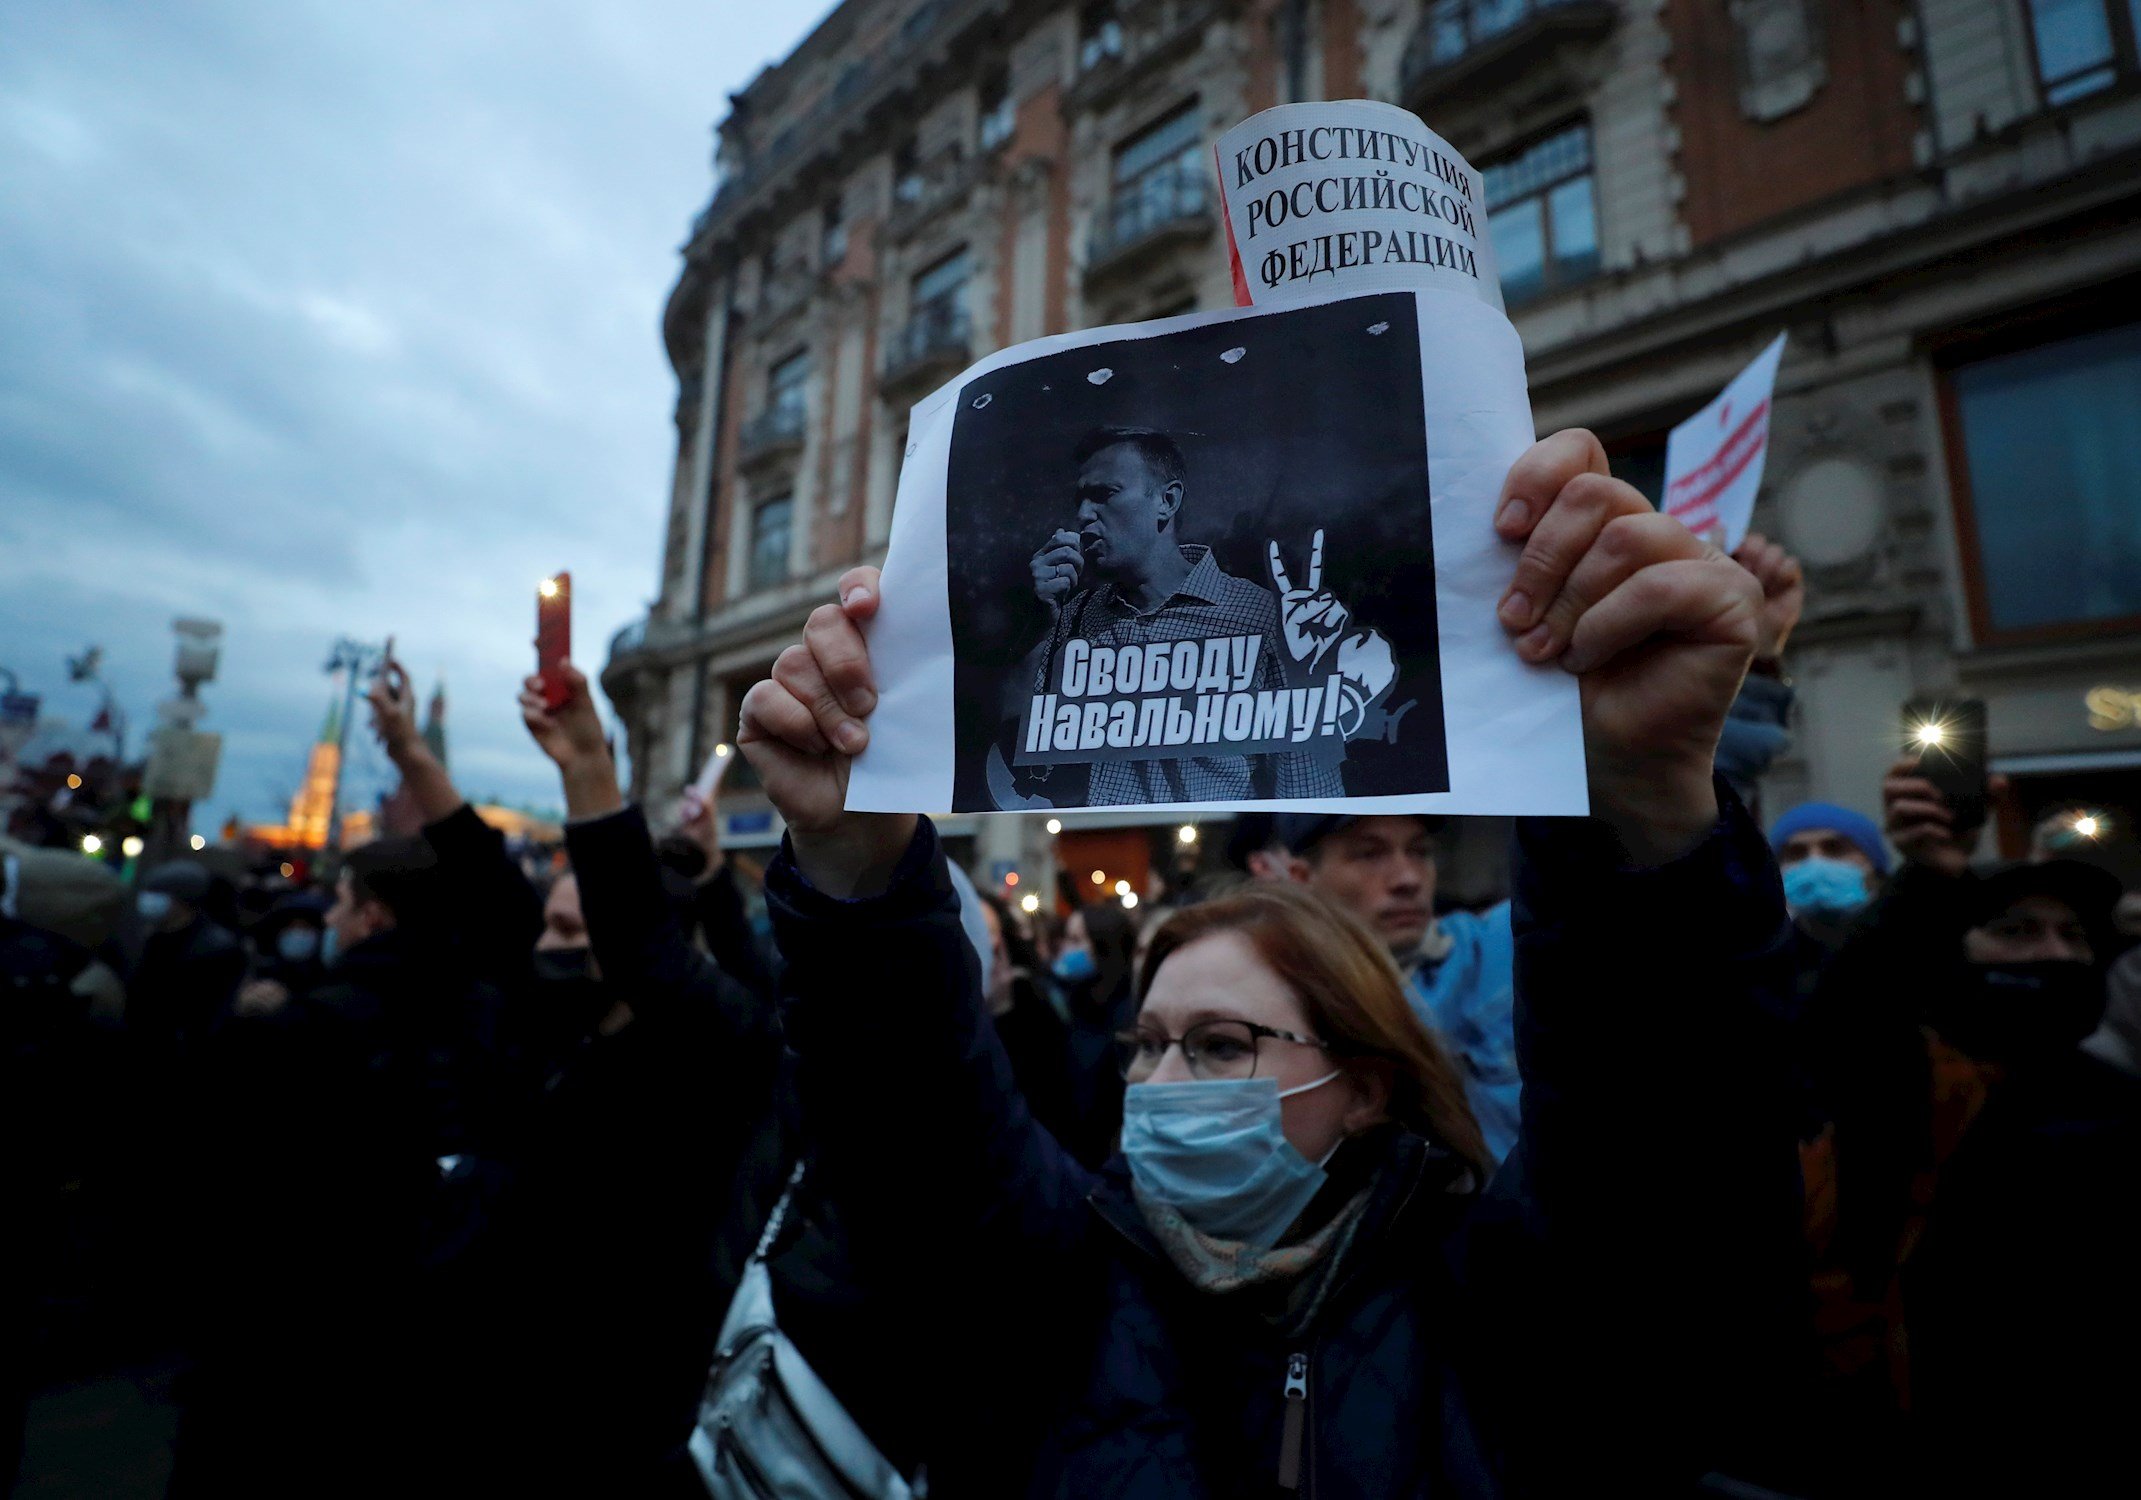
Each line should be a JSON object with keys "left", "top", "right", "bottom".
{"left": 1009, "top": 426, "right": 1342, "bottom": 807}
{"left": 1770, "top": 800, "right": 1889, "bottom": 936}
{"left": 1275, "top": 811, "right": 1520, "bottom": 1167}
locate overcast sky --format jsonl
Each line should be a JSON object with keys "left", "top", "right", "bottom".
{"left": 0, "top": 0, "right": 828, "bottom": 828}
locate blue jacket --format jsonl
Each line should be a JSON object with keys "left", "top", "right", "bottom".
{"left": 1407, "top": 904, "right": 1521, "bottom": 1167}
{"left": 765, "top": 786, "right": 1807, "bottom": 1498}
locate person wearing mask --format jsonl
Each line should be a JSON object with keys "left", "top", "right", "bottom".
{"left": 176, "top": 834, "right": 486, "bottom": 1497}
{"left": 1770, "top": 801, "right": 1888, "bottom": 937}
{"left": 1054, "top": 899, "right": 1142, "bottom": 1168}
{"left": 1800, "top": 754, "right": 2123, "bottom": 1493}
{"left": 245, "top": 889, "right": 330, "bottom": 1002}
{"left": 481, "top": 660, "right": 794, "bottom": 1490}
{"left": 1273, "top": 812, "right": 1521, "bottom": 1169}
{"left": 125, "top": 861, "right": 246, "bottom": 1047}
{"left": 735, "top": 430, "right": 1809, "bottom": 1495}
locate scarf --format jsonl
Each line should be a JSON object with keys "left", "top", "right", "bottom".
{"left": 1137, "top": 1181, "right": 1375, "bottom": 1338}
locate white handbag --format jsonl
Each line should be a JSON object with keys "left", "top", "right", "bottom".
{"left": 690, "top": 1164, "right": 923, "bottom": 1500}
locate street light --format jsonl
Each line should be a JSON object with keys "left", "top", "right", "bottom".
{"left": 121, "top": 835, "right": 145, "bottom": 858}
{"left": 80, "top": 834, "right": 102, "bottom": 854}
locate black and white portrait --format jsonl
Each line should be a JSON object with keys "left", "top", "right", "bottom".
{"left": 941, "top": 292, "right": 1450, "bottom": 811}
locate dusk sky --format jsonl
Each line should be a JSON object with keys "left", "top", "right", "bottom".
{"left": 1, "top": 0, "right": 829, "bottom": 827}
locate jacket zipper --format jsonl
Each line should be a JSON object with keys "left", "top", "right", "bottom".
{"left": 1277, "top": 1350, "right": 1309, "bottom": 1491}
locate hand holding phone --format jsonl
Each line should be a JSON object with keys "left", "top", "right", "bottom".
{"left": 1902, "top": 697, "right": 1988, "bottom": 836}
{"left": 537, "top": 572, "right": 572, "bottom": 709}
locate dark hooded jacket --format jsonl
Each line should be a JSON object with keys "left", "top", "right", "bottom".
{"left": 762, "top": 787, "right": 1809, "bottom": 1497}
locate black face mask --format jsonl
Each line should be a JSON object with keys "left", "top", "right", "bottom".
{"left": 530, "top": 947, "right": 610, "bottom": 1034}
{"left": 1930, "top": 960, "right": 2106, "bottom": 1062}
{"left": 532, "top": 946, "right": 594, "bottom": 984}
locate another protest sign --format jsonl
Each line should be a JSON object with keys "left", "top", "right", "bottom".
{"left": 1216, "top": 100, "right": 1501, "bottom": 313}
{"left": 844, "top": 102, "right": 1585, "bottom": 817}
{"left": 1663, "top": 333, "right": 1787, "bottom": 550}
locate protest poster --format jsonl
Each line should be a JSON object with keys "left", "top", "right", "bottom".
{"left": 844, "top": 103, "right": 1585, "bottom": 817}
{"left": 1662, "top": 333, "right": 1787, "bottom": 550}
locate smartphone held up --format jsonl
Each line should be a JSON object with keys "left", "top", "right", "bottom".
{"left": 537, "top": 572, "right": 572, "bottom": 710}
{"left": 1903, "top": 696, "right": 1989, "bottom": 835}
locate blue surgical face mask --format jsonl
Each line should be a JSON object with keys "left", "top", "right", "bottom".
{"left": 1052, "top": 946, "right": 1098, "bottom": 984}
{"left": 1121, "top": 1072, "right": 1340, "bottom": 1250}
{"left": 136, "top": 891, "right": 174, "bottom": 924}
{"left": 1782, "top": 856, "right": 1872, "bottom": 922}
{"left": 276, "top": 927, "right": 321, "bottom": 963}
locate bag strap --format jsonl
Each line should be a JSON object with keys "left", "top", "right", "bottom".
{"left": 752, "top": 1160, "right": 808, "bottom": 1264}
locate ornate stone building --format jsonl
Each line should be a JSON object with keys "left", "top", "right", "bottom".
{"left": 608, "top": 0, "right": 2141, "bottom": 900}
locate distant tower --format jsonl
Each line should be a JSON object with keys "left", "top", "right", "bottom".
{"left": 286, "top": 697, "right": 342, "bottom": 848}
{"left": 421, "top": 676, "right": 448, "bottom": 769}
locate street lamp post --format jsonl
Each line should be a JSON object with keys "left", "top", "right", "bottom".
{"left": 324, "top": 637, "right": 383, "bottom": 852}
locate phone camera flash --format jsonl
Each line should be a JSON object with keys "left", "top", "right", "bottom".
{"left": 539, "top": 578, "right": 561, "bottom": 598}
{"left": 2075, "top": 814, "right": 2102, "bottom": 839}
{"left": 1913, "top": 723, "right": 1945, "bottom": 748}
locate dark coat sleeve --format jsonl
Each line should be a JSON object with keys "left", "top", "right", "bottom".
{"left": 764, "top": 819, "right": 1100, "bottom": 1289}
{"left": 562, "top": 806, "right": 774, "bottom": 1045}
{"left": 692, "top": 862, "right": 779, "bottom": 1000}
{"left": 421, "top": 804, "right": 545, "bottom": 983}
{"left": 1470, "top": 778, "right": 1812, "bottom": 1492}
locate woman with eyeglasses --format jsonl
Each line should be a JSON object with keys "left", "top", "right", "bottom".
{"left": 739, "top": 432, "right": 1810, "bottom": 1497}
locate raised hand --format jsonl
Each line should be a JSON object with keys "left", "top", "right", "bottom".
{"left": 519, "top": 661, "right": 619, "bottom": 818}
{"left": 365, "top": 649, "right": 423, "bottom": 765}
{"left": 1733, "top": 531, "right": 1805, "bottom": 664}
{"left": 1268, "top": 530, "right": 1350, "bottom": 668}
{"left": 737, "top": 566, "right": 917, "bottom": 897}
{"left": 1885, "top": 755, "right": 2008, "bottom": 878}
{"left": 1495, "top": 429, "right": 1764, "bottom": 864}
{"left": 1031, "top": 529, "right": 1085, "bottom": 616}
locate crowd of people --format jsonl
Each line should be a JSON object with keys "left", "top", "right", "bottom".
{"left": 4, "top": 428, "right": 2136, "bottom": 1498}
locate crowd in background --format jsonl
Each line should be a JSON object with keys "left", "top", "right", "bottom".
{"left": 4, "top": 439, "right": 2139, "bottom": 1499}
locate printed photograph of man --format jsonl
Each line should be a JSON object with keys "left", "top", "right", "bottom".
{"left": 1004, "top": 426, "right": 1342, "bottom": 807}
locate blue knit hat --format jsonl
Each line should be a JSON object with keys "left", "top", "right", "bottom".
{"left": 1768, "top": 801, "right": 1889, "bottom": 875}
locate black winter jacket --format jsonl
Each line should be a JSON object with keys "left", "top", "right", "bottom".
{"left": 764, "top": 790, "right": 1810, "bottom": 1497}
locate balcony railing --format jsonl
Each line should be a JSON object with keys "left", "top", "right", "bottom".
{"left": 886, "top": 149, "right": 981, "bottom": 241}
{"left": 1086, "top": 167, "right": 1212, "bottom": 280}
{"left": 881, "top": 301, "right": 971, "bottom": 389}
{"left": 739, "top": 403, "right": 807, "bottom": 467}
{"left": 1400, "top": 0, "right": 1618, "bottom": 103}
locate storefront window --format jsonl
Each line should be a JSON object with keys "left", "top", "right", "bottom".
{"left": 1948, "top": 320, "right": 2141, "bottom": 637}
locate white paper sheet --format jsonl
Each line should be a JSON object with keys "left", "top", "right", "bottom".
{"left": 1215, "top": 100, "right": 1503, "bottom": 314}
{"left": 844, "top": 289, "right": 1584, "bottom": 818}
{"left": 1663, "top": 333, "right": 1787, "bottom": 551}
{"left": 845, "top": 101, "right": 1582, "bottom": 819}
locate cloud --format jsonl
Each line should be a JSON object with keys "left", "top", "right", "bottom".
{"left": 0, "top": 0, "right": 825, "bottom": 832}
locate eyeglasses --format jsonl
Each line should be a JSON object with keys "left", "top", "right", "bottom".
{"left": 1114, "top": 1018, "right": 1338, "bottom": 1083}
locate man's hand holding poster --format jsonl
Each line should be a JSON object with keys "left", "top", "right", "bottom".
{"left": 845, "top": 103, "right": 1588, "bottom": 817}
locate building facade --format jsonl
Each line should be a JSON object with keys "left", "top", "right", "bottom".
{"left": 607, "top": 0, "right": 2141, "bottom": 902}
